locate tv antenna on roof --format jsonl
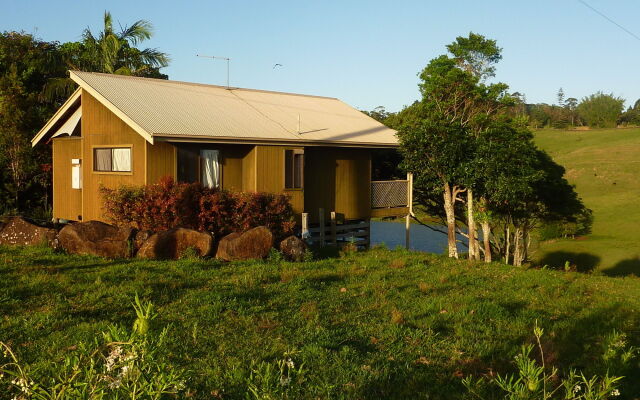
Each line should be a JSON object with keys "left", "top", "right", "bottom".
{"left": 196, "top": 54, "right": 231, "bottom": 88}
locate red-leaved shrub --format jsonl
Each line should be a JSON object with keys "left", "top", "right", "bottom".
{"left": 100, "top": 177, "right": 295, "bottom": 240}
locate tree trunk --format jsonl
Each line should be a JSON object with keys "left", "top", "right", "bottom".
{"left": 467, "top": 189, "right": 479, "bottom": 261}
{"left": 505, "top": 226, "right": 510, "bottom": 264}
{"left": 443, "top": 182, "right": 458, "bottom": 259}
{"left": 481, "top": 221, "right": 491, "bottom": 263}
{"left": 524, "top": 228, "right": 531, "bottom": 263}
{"left": 513, "top": 227, "right": 521, "bottom": 266}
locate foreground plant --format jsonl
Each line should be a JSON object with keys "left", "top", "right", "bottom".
{"left": 246, "top": 349, "right": 306, "bottom": 399}
{"left": 0, "top": 296, "right": 186, "bottom": 399}
{"left": 463, "top": 323, "right": 628, "bottom": 400}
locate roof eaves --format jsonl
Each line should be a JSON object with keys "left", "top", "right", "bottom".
{"left": 154, "top": 134, "right": 399, "bottom": 148}
{"left": 69, "top": 71, "right": 155, "bottom": 145}
{"left": 31, "top": 88, "right": 81, "bottom": 147}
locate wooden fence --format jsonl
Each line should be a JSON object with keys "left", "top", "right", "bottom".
{"left": 301, "top": 209, "right": 370, "bottom": 249}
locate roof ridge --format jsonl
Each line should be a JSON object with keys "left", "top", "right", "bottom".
{"left": 69, "top": 70, "right": 339, "bottom": 100}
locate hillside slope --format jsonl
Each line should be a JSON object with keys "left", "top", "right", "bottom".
{"left": 534, "top": 128, "right": 640, "bottom": 274}
{"left": 1, "top": 246, "right": 640, "bottom": 398}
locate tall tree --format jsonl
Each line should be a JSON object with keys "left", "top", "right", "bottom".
{"left": 0, "top": 32, "right": 67, "bottom": 214}
{"left": 44, "top": 11, "right": 170, "bottom": 99}
{"left": 576, "top": 92, "right": 624, "bottom": 128}
{"left": 443, "top": 33, "right": 510, "bottom": 260}
{"left": 399, "top": 33, "right": 510, "bottom": 259}
{"left": 446, "top": 32, "right": 502, "bottom": 80}
{"left": 557, "top": 87, "right": 565, "bottom": 107}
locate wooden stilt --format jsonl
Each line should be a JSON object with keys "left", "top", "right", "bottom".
{"left": 301, "top": 213, "right": 309, "bottom": 241}
{"left": 330, "top": 211, "right": 337, "bottom": 246}
{"left": 405, "top": 172, "right": 413, "bottom": 250}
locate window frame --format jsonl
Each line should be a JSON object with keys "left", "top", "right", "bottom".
{"left": 284, "top": 148, "right": 304, "bottom": 190}
{"left": 92, "top": 145, "right": 133, "bottom": 175}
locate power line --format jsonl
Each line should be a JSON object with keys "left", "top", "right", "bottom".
{"left": 578, "top": 0, "right": 640, "bottom": 42}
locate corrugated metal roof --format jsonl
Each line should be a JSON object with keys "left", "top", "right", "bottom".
{"left": 69, "top": 71, "right": 398, "bottom": 147}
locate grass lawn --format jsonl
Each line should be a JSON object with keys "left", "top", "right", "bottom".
{"left": 1, "top": 245, "right": 639, "bottom": 398}
{"left": 534, "top": 128, "right": 640, "bottom": 275}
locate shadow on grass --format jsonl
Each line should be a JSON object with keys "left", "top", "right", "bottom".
{"left": 603, "top": 257, "right": 640, "bottom": 277}
{"left": 538, "top": 251, "right": 600, "bottom": 272}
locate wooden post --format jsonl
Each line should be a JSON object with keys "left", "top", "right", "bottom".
{"left": 330, "top": 211, "right": 337, "bottom": 246}
{"left": 405, "top": 172, "right": 413, "bottom": 250}
{"left": 365, "top": 218, "right": 371, "bottom": 249}
{"left": 301, "top": 213, "right": 309, "bottom": 242}
{"left": 318, "top": 208, "right": 325, "bottom": 247}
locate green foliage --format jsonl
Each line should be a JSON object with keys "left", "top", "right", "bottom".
{"left": 617, "top": 99, "right": 640, "bottom": 126}
{"left": 446, "top": 32, "right": 502, "bottom": 79}
{"left": 0, "top": 295, "right": 188, "bottom": 398}
{"left": 577, "top": 92, "right": 625, "bottom": 128}
{"left": 463, "top": 323, "right": 628, "bottom": 399}
{"left": 132, "top": 293, "right": 157, "bottom": 335}
{"left": 246, "top": 350, "right": 306, "bottom": 399}
{"left": 0, "top": 32, "right": 66, "bottom": 214}
{"left": 72, "top": 11, "right": 169, "bottom": 78}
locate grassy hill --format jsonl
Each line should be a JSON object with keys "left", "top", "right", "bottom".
{"left": 534, "top": 128, "right": 640, "bottom": 275}
{"left": 1, "top": 245, "right": 639, "bottom": 398}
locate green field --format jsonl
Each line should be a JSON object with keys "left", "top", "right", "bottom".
{"left": 1, "top": 245, "right": 639, "bottom": 398}
{"left": 534, "top": 128, "right": 640, "bottom": 275}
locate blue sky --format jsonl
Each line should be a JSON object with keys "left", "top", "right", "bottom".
{"left": 2, "top": 0, "right": 640, "bottom": 111}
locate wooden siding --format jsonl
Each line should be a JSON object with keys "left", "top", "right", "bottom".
{"left": 52, "top": 137, "right": 83, "bottom": 221}
{"left": 221, "top": 145, "right": 251, "bottom": 191}
{"left": 146, "top": 141, "right": 176, "bottom": 183}
{"left": 255, "top": 145, "right": 304, "bottom": 214}
{"left": 242, "top": 146, "right": 257, "bottom": 191}
{"left": 304, "top": 147, "right": 371, "bottom": 221}
{"left": 81, "top": 90, "right": 147, "bottom": 222}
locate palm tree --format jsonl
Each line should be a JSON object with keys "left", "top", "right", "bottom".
{"left": 43, "top": 11, "right": 169, "bottom": 100}
{"left": 80, "top": 11, "right": 169, "bottom": 76}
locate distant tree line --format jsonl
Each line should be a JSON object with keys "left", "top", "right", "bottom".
{"left": 0, "top": 12, "right": 169, "bottom": 217}
{"left": 369, "top": 88, "right": 636, "bottom": 132}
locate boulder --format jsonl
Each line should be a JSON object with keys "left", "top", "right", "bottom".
{"left": 133, "top": 230, "right": 153, "bottom": 252}
{"left": 279, "top": 235, "right": 307, "bottom": 262}
{"left": 57, "top": 221, "right": 134, "bottom": 258}
{"left": 0, "top": 216, "right": 58, "bottom": 247}
{"left": 216, "top": 226, "right": 274, "bottom": 261}
{"left": 137, "top": 228, "right": 214, "bottom": 260}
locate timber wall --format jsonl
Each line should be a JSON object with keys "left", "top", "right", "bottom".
{"left": 304, "top": 147, "right": 371, "bottom": 222}
{"left": 52, "top": 137, "right": 83, "bottom": 221}
{"left": 81, "top": 90, "right": 147, "bottom": 221}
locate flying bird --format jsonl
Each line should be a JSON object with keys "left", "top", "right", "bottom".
{"left": 273, "top": 64, "right": 283, "bottom": 69}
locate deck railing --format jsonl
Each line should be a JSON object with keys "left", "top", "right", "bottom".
{"left": 371, "top": 180, "right": 409, "bottom": 209}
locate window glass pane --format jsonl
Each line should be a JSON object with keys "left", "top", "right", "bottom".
{"left": 112, "top": 148, "right": 131, "bottom": 172}
{"left": 284, "top": 150, "right": 293, "bottom": 188}
{"left": 177, "top": 147, "right": 199, "bottom": 183}
{"left": 293, "top": 153, "right": 304, "bottom": 188}
{"left": 200, "top": 150, "right": 220, "bottom": 188}
{"left": 71, "top": 164, "right": 82, "bottom": 189}
{"left": 94, "top": 148, "right": 112, "bottom": 171}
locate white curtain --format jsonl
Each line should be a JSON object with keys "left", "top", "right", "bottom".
{"left": 201, "top": 150, "right": 220, "bottom": 188}
{"left": 112, "top": 148, "right": 131, "bottom": 172}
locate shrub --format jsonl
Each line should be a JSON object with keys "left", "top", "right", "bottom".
{"left": 101, "top": 177, "right": 296, "bottom": 241}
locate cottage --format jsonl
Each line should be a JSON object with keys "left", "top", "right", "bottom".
{"left": 32, "top": 71, "right": 409, "bottom": 242}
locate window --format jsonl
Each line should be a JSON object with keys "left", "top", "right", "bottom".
{"left": 285, "top": 149, "right": 304, "bottom": 189}
{"left": 71, "top": 159, "right": 82, "bottom": 189}
{"left": 94, "top": 147, "right": 131, "bottom": 172}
